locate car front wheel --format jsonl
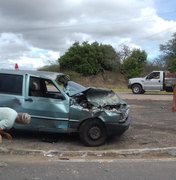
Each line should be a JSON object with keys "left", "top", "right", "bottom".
{"left": 79, "top": 119, "right": 107, "bottom": 147}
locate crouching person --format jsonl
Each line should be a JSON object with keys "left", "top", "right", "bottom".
{"left": 0, "top": 107, "right": 31, "bottom": 143}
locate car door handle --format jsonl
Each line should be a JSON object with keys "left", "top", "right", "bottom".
{"left": 158, "top": 80, "right": 160, "bottom": 83}
{"left": 25, "top": 98, "right": 33, "bottom": 102}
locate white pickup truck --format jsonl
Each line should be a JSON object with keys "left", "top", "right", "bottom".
{"left": 128, "top": 71, "right": 176, "bottom": 94}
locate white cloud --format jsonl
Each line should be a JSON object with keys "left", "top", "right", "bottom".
{"left": 0, "top": 0, "right": 176, "bottom": 69}
{"left": 0, "top": 33, "right": 29, "bottom": 54}
{"left": 0, "top": 33, "right": 60, "bottom": 69}
{"left": 139, "top": 7, "right": 176, "bottom": 40}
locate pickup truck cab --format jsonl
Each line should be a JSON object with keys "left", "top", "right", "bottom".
{"left": 0, "top": 69, "right": 131, "bottom": 146}
{"left": 128, "top": 71, "right": 176, "bottom": 94}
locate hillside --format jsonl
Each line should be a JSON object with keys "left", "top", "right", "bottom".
{"left": 70, "top": 71, "right": 128, "bottom": 89}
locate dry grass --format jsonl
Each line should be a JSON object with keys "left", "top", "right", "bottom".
{"left": 73, "top": 71, "right": 128, "bottom": 89}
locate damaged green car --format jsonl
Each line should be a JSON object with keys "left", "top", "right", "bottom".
{"left": 0, "top": 69, "right": 131, "bottom": 146}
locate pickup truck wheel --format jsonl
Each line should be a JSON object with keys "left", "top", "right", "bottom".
{"left": 79, "top": 119, "right": 107, "bottom": 147}
{"left": 132, "top": 84, "right": 143, "bottom": 94}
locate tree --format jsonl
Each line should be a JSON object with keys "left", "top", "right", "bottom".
{"left": 121, "top": 49, "right": 147, "bottom": 79}
{"left": 159, "top": 33, "right": 176, "bottom": 72}
{"left": 169, "top": 58, "right": 176, "bottom": 72}
{"left": 98, "top": 43, "right": 120, "bottom": 71}
{"left": 59, "top": 41, "right": 119, "bottom": 76}
{"left": 117, "top": 44, "right": 132, "bottom": 63}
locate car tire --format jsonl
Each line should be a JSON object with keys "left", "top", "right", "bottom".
{"left": 141, "top": 89, "right": 145, "bottom": 94}
{"left": 79, "top": 119, "right": 107, "bottom": 147}
{"left": 132, "top": 84, "right": 143, "bottom": 94}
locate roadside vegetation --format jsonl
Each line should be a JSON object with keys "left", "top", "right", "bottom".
{"left": 39, "top": 33, "right": 176, "bottom": 89}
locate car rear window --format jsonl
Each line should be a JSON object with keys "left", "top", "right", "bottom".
{"left": 0, "top": 73, "right": 23, "bottom": 95}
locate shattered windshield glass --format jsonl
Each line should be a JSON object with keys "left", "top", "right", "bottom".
{"left": 65, "top": 81, "right": 87, "bottom": 96}
{"left": 55, "top": 74, "right": 87, "bottom": 96}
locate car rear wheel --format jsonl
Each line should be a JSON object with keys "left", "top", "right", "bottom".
{"left": 79, "top": 119, "right": 107, "bottom": 147}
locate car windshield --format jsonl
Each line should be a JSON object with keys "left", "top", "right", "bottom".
{"left": 65, "top": 81, "right": 87, "bottom": 96}
{"left": 54, "top": 74, "right": 87, "bottom": 96}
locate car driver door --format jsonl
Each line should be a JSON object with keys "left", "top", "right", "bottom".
{"left": 21, "top": 75, "right": 70, "bottom": 133}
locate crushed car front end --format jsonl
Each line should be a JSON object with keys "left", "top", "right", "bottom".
{"left": 68, "top": 87, "right": 131, "bottom": 136}
{"left": 83, "top": 88, "right": 131, "bottom": 135}
{"left": 56, "top": 77, "right": 131, "bottom": 146}
{"left": 101, "top": 103, "right": 131, "bottom": 135}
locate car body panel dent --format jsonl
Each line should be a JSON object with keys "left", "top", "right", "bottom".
{"left": 69, "top": 88, "right": 130, "bottom": 127}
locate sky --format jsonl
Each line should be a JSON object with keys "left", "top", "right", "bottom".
{"left": 0, "top": 0, "right": 176, "bottom": 70}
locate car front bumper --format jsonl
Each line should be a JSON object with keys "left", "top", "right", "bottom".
{"left": 106, "top": 115, "right": 132, "bottom": 135}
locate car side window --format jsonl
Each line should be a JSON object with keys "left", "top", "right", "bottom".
{"left": 29, "top": 77, "right": 44, "bottom": 97}
{"left": 29, "top": 77, "right": 64, "bottom": 100}
{"left": 44, "top": 79, "right": 65, "bottom": 100}
{"left": 0, "top": 74, "right": 23, "bottom": 95}
{"left": 146, "top": 72, "right": 160, "bottom": 80}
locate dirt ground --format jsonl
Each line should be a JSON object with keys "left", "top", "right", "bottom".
{"left": 0, "top": 93, "right": 176, "bottom": 152}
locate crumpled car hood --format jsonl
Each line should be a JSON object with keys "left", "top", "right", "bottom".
{"left": 83, "top": 88, "right": 124, "bottom": 107}
{"left": 72, "top": 87, "right": 125, "bottom": 107}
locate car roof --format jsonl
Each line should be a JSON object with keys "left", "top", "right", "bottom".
{"left": 0, "top": 69, "right": 65, "bottom": 80}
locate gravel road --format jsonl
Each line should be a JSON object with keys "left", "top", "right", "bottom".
{"left": 118, "top": 92, "right": 173, "bottom": 101}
